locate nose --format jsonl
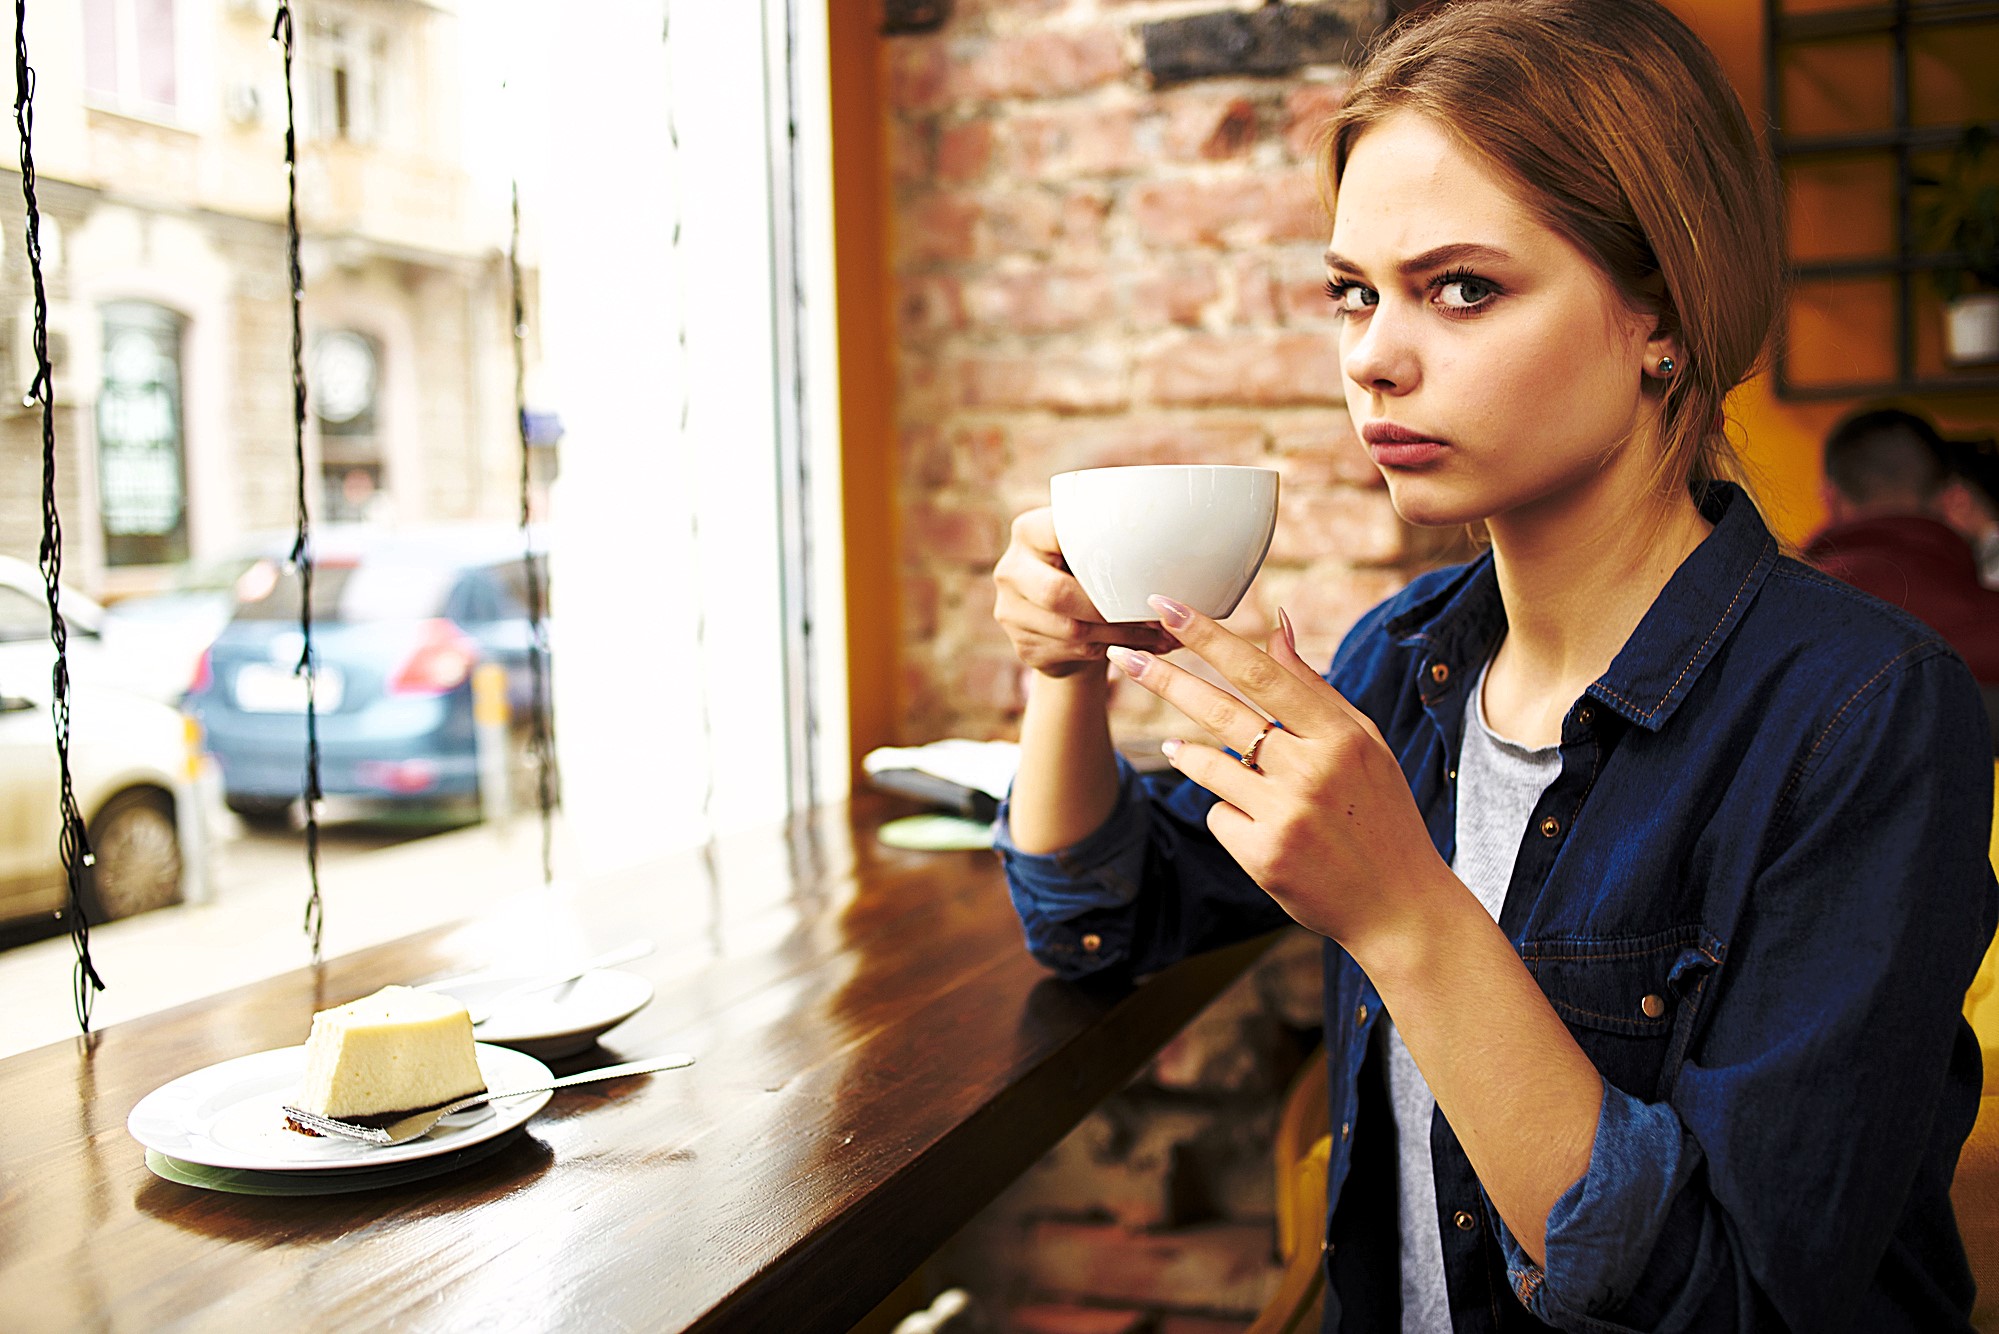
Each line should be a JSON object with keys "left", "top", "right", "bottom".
{"left": 1341, "top": 301, "right": 1419, "bottom": 397}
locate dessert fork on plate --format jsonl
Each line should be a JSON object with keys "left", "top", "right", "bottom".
{"left": 281, "top": 1053, "right": 695, "bottom": 1146}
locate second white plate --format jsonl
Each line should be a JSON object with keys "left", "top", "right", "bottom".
{"left": 424, "top": 968, "right": 654, "bottom": 1060}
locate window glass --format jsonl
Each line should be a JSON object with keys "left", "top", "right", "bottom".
{"left": 97, "top": 302, "right": 189, "bottom": 568}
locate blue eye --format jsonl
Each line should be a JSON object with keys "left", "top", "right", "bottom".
{"left": 1324, "top": 278, "right": 1376, "bottom": 314}
{"left": 1434, "top": 270, "right": 1499, "bottom": 311}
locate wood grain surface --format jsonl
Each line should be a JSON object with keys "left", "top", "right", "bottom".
{"left": 1, "top": 798, "right": 1273, "bottom": 1332}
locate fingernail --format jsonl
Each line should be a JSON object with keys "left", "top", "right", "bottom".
{"left": 1278, "top": 606, "right": 1297, "bottom": 653}
{"left": 1161, "top": 738, "right": 1183, "bottom": 758}
{"left": 1106, "top": 646, "right": 1150, "bottom": 679}
{"left": 1149, "top": 595, "right": 1192, "bottom": 628}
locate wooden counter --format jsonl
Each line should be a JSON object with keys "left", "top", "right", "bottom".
{"left": 1, "top": 798, "right": 1271, "bottom": 1331}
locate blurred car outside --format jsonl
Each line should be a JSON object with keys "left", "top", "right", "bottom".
{"left": 95, "top": 532, "right": 295, "bottom": 705}
{"left": 0, "top": 643, "right": 206, "bottom": 929}
{"left": 0, "top": 553, "right": 108, "bottom": 687}
{"left": 183, "top": 524, "right": 554, "bottom": 828}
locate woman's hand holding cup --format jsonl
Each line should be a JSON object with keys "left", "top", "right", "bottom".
{"left": 993, "top": 507, "right": 1178, "bottom": 678}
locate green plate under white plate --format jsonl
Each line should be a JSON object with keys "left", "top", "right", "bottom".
{"left": 878, "top": 814, "right": 994, "bottom": 851}
{"left": 145, "top": 1127, "right": 525, "bottom": 1195}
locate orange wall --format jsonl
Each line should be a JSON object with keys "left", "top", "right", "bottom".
{"left": 1668, "top": 0, "right": 1999, "bottom": 545}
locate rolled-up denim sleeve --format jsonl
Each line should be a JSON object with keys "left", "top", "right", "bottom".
{"left": 994, "top": 757, "right": 1151, "bottom": 978}
{"left": 997, "top": 753, "right": 1292, "bottom": 981}
{"left": 1485, "top": 646, "right": 1996, "bottom": 1331}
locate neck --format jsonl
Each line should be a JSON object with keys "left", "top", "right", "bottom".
{"left": 1484, "top": 472, "right": 1711, "bottom": 723}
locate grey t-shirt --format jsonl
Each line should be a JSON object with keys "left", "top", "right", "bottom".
{"left": 1387, "top": 658, "right": 1562, "bottom": 1333}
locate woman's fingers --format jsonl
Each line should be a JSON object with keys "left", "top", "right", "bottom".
{"left": 1148, "top": 597, "right": 1339, "bottom": 736}
{"left": 1107, "top": 647, "right": 1281, "bottom": 758}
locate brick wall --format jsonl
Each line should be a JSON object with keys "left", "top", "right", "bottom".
{"left": 876, "top": 2, "right": 1465, "bottom": 1329}
{"left": 885, "top": 0, "right": 1460, "bottom": 751}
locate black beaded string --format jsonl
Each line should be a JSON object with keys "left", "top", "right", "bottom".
{"left": 273, "top": 3, "right": 324, "bottom": 959}
{"left": 16, "top": 0, "right": 102, "bottom": 1031}
{"left": 509, "top": 181, "right": 555, "bottom": 884}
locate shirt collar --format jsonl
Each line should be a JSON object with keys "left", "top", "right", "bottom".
{"left": 1385, "top": 482, "right": 1780, "bottom": 732}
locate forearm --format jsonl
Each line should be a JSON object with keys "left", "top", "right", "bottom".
{"left": 1352, "top": 878, "right": 1603, "bottom": 1265}
{"left": 1006, "top": 668, "right": 1122, "bottom": 854}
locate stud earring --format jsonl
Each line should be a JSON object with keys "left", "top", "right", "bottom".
{"left": 1656, "top": 356, "right": 1677, "bottom": 377}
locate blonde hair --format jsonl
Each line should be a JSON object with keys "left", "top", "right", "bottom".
{"left": 1324, "top": 0, "right": 1784, "bottom": 501}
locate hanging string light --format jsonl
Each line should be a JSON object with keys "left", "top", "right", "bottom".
{"left": 16, "top": 0, "right": 102, "bottom": 1031}
{"left": 273, "top": 2, "right": 325, "bottom": 960}
{"left": 509, "top": 180, "right": 556, "bottom": 884}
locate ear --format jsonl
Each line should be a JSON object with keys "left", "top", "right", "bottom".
{"left": 1643, "top": 325, "right": 1682, "bottom": 381}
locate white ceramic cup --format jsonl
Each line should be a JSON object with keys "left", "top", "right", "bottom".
{"left": 1049, "top": 464, "right": 1280, "bottom": 622}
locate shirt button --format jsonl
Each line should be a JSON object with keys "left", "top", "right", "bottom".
{"left": 1081, "top": 933, "right": 1102, "bottom": 952}
{"left": 1576, "top": 704, "right": 1594, "bottom": 726}
{"left": 1641, "top": 993, "right": 1666, "bottom": 1019}
{"left": 1356, "top": 1003, "right": 1369, "bottom": 1026}
{"left": 1430, "top": 662, "right": 1450, "bottom": 684}
{"left": 1341, "top": 1121, "right": 1350, "bottom": 1140}
{"left": 1539, "top": 816, "right": 1561, "bottom": 838}
{"left": 1454, "top": 1210, "right": 1477, "bottom": 1232}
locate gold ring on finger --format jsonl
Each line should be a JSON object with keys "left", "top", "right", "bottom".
{"left": 1239, "top": 720, "right": 1280, "bottom": 773}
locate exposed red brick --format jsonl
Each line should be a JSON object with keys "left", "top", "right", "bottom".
{"left": 1007, "top": 415, "right": 1265, "bottom": 480}
{"left": 891, "top": 118, "right": 934, "bottom": 185}
{"left": 959, "top": 348, "right": 1131, "bottom": 413}
{"left": 905, "top": 572, "right": 941, "bottom": 641}
{"left": 902, "top": 423, "right": 950, "bottom": 489}
{"left": 897, "top": 191, "right": 983, "bottom": 265}
{"left": 948, "top": 422, "right": 1011, "bottom": 489}
{"left": 952, "top": 28, "right": 1129, "bottom": 104}
{"left": 983, "top": 188, "right": 1067, "bottom": 256}
{"left": 962, "top": 269, "right": 1118, "bottom": 334}
{"left": 1128, "top": 170, "right": 1328, "bottom": 250}
{"left": 1152, "top": 980, "right": 1271, "bottom": 1093}
{"left": 1202, "top": 98, "right": 1260, "bottom": 161}
{"left": 890, "top": 40, "right": 951, "bottom": 114}
{"left": 937, "top": 117, "right": 997, "bottom": 183}
{"left": 1279, "top": 271, "right": 1343, "bottom": 327}
{"left": 1282, "top": 81, "right": 1348, "bottom": 162}
{"left": 1128, "top": 260, "right": 1223, "bottom": 329}
{"left": 906, "top": 497, "right": 1007, "bottom": 566}
{"left": 1269, "top": 410, "right": 1377, "bottom": 488}
{"left": 1233, "top": 256, "right": 1282, "bottom": 327}
{"left": 900, "top": 274, "right": 967, "bottom": 334}
{"left": 1056, "top": 188, "right": 1115, "bottom": 259}
{"left": 1265, "top": 486, "right": 1408, "bottom": 566}
{"left": 1002, "top": 104, "right": 1142, "bottom": 179}
{"left": 1142, "top": 333, "right": 1341, "bottom": 408}
{"left": 1023, "top": 1220, "right": 1279, "bottom": 1314}
{"left": 1251, "top": 565, "right": 1411, "bottom": 668}
{"left": 1008, "top": 1303, "right": 1151, "bottom": 1334}
{"left": 1155, "top": 89, "right": 1267, "bottom": 164}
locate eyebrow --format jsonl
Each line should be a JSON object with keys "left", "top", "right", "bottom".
{"left": 1323, "top": 242, "right": 1515, "bottom": 277}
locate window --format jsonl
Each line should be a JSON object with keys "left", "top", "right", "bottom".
{"left": 97, "top": 302, "right": 190, "bottom": 568}
{"left": 82, "top": 0, "right": 178, "bottom": 116}
{"left": 303, "top": 13, "right": 385, "bottom": 145}
{"left": 310, "top": 330, "right": 386, "bottom": 521}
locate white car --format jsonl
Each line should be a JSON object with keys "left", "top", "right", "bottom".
{"left": 0, "top": 560, "right": 201, "bottom": 926}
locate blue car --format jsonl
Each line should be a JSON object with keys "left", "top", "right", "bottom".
{"left": 184, "top": 525, "right": 553, "bottom": 827}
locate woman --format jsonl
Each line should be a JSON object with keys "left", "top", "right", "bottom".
{"left": 989, "top": 2, "right": 1996, "bottom": 1330}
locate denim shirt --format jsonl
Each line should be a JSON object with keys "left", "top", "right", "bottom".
{"left": 997, "top": 483, "right": 1997, "bottom": 1333}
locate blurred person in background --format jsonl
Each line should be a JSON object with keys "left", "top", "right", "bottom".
{"left": 1807, "top": 406, "right": 1999, "bottom": 749}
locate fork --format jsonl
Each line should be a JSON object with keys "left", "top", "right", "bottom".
{"left": 281, "top": 1053, "right": 695, "bottom": 1146}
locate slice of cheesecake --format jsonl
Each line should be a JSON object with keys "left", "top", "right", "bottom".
{"left": 288, "top": 985, "right": 487, "bottom": 1134}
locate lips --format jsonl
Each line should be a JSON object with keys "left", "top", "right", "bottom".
{"left": 1360, "top": 421, "right": 1448, "bottom": 467}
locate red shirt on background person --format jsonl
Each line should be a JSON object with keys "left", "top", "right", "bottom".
{"left": 1805, "top": 407, "right": 1999, "bottom": 684}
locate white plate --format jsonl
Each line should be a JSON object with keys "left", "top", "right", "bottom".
{"left": 423, "top": 968, "right": 654, "bottom": 1060}
{"left": 127, "top": 1043, "right": 552, "bottom": 1172}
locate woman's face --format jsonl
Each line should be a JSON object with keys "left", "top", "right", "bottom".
{"left": 1327, "top": 111, "right": 1669, "bottom": 533}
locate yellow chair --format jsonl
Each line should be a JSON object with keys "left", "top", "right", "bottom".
{"left": 1251, "top": 1050, "right": 1331, "bottom": 1334}
{"left": 1951, "top": 763, "right": 1999, "bottom": 1331}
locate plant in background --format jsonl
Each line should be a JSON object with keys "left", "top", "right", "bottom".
{"left": 1915, "top": 125, "right": 1999, "bottom": 301}
{"left": 1915, "top": 124, "right": 1999, "bottom": 365}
